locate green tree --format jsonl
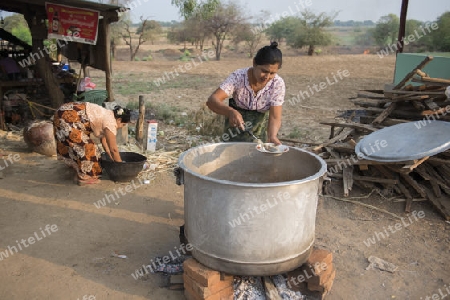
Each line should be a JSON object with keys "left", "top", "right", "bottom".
{"left": 202, "top": 1, "right": 246, "bottom": 60}
{"left": 171, "top": 0, "right": 219, "bottom": 20}
{"left": 171, "top": 0, "right": 220, "bottom": 51}
{"left": 166, "top": 22, "right": 194, "bottom": 50}
{"left": 232, "top": 12, "right": 268, "bottom": 57}
{"left": 232, "top": 23, "right": 261, "bottom": 57}
{"left": 287, "top": 10, "right": 336, "bottom": 56}
{"left": 119, "top": 15, "right": 149, "bottom": 61}
{"left": 182, "top": 16, "right": 211, "bottom": 50}
{"left": 3, "top": 14, "right": 31, "bottom": 45}
{"left": 11, "top": 23, "right": 32, "bottom": 45}
{"left": 265, "top": 16, "right": 301, "bottom": 44}
{"left": 431, "top": 11, "right": 450, "bottom": 52}
{"left": 3, "top": 14, "right": 28, "bottom": 33}
{"left": 372, "top": 14, "right": 399, "bottom": 46}
{"left": 136, "top": 20, "right": 163, "bottom": 45}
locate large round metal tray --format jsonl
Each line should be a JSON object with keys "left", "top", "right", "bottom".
{"left": 355, "top": 121, "right": 450, "bottom": 162}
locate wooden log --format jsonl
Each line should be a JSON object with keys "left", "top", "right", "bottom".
{"left": 420, "top": 164, "right": 450, "bottom": 195}
{"left": 325, "top": 143, "right": 356, "bottom": 154}
{"left": 393, "top": 56, "right": 433, "bottom": 90}
{"left": 325, "top": 158, "right": 416, "bottom": 166}
{"left": 423, "top": 188, "right": 450, "bottom": 221}
{"left": 411, "top": 100, "right": 426, "bottom": 111}
{"left": 313, "top": 128, "right": 354, "bottom": 153}
{"left": 388, "top": 90, "right": 445, "bottom": 96}
{"left": 320, "top": 122, "right": 378, "bottom": 132}
{"left": 350, "top": 99, "right": 387, "bottom": 108}
{"left": 404, "top": 84, "right": 414, "bottom": 91}
{"left": 359, "top": 116, "right": 409, "bottom": 127}
{"left": 413, "top": 165, "right": 441, "bottom": 197}
{"left": 419, "top": 76, "right": 450, "bottom": 85}
{"left": 263, "top": 277, "right": 282, "bottom": 300}
{"left": 353, "top": 180, "right": 378, "bottom": 191}
{"left": 329, "top": 125, "right": 335, "bottom": 139}
{"left": 356, "top": 93, "right": 387, "bottom": 100}
{"left": 372, "top": 102, "right": 397, "bottom": 125}
{"left": 411, "top": 77, "right": 450, "bottom": 87}
{"left": 401, "top": 156, "right": 429, "bottom": 173}
{"left": 423, "top": 99, "right": 440, "bottom": 110}
{"left": 415, "top": 69, "right": 428, "bottom": 77}
{"left": 343, "top": 166, "right": 353, "bottom": 197}
{"left": 360, "top": 89, "right": 384, "bottom": 94}
{"left": 325, "top": 146, "right": 341, "bottom": 159}
{"left": 329, "top": 173, "right": 398, "bottom": 184}
{"left": 399, "top": 173, "right": 427, "bottom": 198}
{"left": 372, "top": 165, "right": 402, "bottom": 195}
{"left": 427, "top": 157, "right": 450, "bottom": 165}
{"left": 364, "top": 107, "right": 450, "bottom": 120}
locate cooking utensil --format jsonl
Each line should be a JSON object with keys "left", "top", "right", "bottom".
{"left": 256, "top": 143, "right": 289, "bottom": 156}
{"left": 245, "top": 129, "right": 262, "bottom": 144}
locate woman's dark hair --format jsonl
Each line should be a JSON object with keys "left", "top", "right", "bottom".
{"left": 254, "top": 41, "right": 282, "bottom": 68}
{"left": 113, "top": 106, "right": 131, "bottom": 123}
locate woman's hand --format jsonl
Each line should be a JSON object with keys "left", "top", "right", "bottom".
{"left": 228, "top": 109, "right": 245, "bottom": 130}
{"left": 268, "top": 136, "right": 282, "bottom": 146}
{"left": 207, "top": 88, "right": 245, "bottom": 130}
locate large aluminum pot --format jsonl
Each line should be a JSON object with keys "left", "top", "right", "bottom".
{"left": 177, "top": 143, "right": 327, "bottom": 275}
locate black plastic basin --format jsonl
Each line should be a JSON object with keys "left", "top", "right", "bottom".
{"left": 101, "top": 152, "right": 147, "bottom": 182}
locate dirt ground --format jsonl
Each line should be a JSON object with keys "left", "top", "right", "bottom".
{"left": 1, "top": 52, "right": 449, "bottom": 300}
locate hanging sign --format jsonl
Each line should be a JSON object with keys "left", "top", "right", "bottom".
{"left": 45, "top": 2, "right": 100, "bottom": 45}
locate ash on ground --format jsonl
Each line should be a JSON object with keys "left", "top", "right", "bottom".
{"left": 148, "top": 255, "right": 191, "bottom": 275}
{"left": 234, "top": 275, "right": 306, "bottom": 300}
{"left": 234, "top": 277, "right": 266, "bottom": 300}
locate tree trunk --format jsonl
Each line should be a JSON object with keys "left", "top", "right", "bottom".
{"left": 215, "top": 36, "right": 221, "bottom": 60}
{"left": 308, "top": 44, "right": 315, "bottom": 56}
{"left": 130, "top": 45, "right": 134, "bottom": 61}
{"left": 200, "top": 38, "right": 204, "bottom": 51}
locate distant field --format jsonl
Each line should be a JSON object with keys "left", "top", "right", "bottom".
{"left": 327, "top": 26, "right": 374, "bottom": 46}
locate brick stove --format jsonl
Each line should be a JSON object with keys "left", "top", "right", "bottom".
{"left": 181, "top": 247, "right": 336, "bottom": 300}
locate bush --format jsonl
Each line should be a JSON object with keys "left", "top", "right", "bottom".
{"left": 179, "top": 49, "right": 191, "bottom": 61}
{"left": 142, "top": 54, "right": 153, "bottom": 61}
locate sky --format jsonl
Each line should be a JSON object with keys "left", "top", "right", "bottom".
{"left": 129, "top": 0, "right": 450, "bottom": 23}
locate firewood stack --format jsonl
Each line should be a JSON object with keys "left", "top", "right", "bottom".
{"left": 309, "top": 56, "right": 450, "bottom": 220}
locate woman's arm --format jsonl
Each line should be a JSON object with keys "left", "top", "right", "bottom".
{"left": 267, "top": 106, "right": 282, "bottom": 145}
{"left": 104, "top": 128, "right": 122, "bottom": 162}
{"left": 101, "top": 136, "right": 113, "bottom": 160}
{"left": 207, "top": 88, "right": 245, "bottom": 130}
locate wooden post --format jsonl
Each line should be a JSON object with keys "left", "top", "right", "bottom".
{"left": 396, "top": 0, "right": 409, "bottom": 54}
{"left": 102, "top": 20, "right": 113, "bottom": 101}
{"left": 136, "top": 95, "right": 145, "bottom": 142}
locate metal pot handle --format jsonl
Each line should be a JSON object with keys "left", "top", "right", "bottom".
{"left": 174, "top": 167, "right": 184, "bottom": 185}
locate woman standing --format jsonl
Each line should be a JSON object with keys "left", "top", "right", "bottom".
{"left": 206, "top": 42, "right": 285, "bottom": 144}
{"left": 53, "top": 102, "right": 131, "bottom": 185}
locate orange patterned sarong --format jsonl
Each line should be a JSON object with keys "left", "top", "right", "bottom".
{"left": 53, "top": 102, "right": 102, "bottom": 180}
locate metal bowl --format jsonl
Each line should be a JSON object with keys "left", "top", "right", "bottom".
{"left": 101, "top": 152, "right": 147, "bottom": 182}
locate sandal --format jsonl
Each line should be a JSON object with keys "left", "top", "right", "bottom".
{"left": 77, "top": 178, "right": 100, "bottom": 186}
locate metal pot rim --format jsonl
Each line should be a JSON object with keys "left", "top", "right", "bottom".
{"left": 177, "top": 142, "right": 327, "bottom": 187}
